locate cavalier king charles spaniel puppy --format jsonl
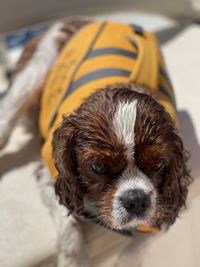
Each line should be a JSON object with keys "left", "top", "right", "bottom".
{"left": 0, "top": 19, "right": 192, "bottom": 265}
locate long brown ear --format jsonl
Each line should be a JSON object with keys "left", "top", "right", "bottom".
{"left": 160, "top": 131, "right": 192, "bottom": 224}
{"left": 52, "top": 115, "right": 83, "bottom": 214}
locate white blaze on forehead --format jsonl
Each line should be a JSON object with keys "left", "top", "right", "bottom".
{"left": 113, "top": 100, "right": 137, "bottom": 159}
{"left": 112, "top": 100, "right": 157, "bottom": 229}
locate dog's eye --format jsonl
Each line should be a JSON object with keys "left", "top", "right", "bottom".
{"left": 151, "top": 162, "right": 165, "bottom": 173}
{"left": 91, "top": 162, "right": 107, "bottom": 174}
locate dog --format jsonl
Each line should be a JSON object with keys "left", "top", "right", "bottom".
{"left": 0, "top": 20, "right": 192, "bottom": 265}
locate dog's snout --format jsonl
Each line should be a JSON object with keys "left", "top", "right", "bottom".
{"left": 120, "top": 189, "right": 150, "bottom": 215}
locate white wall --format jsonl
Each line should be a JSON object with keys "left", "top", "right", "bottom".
{"left": 0, "top": 0, "right": 198, "bottom": 34}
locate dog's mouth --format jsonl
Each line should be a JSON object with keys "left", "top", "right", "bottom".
{"left": 85, "top": 208, "right": 155, "bottom": 235}
{"left": 82, "top": 195, "right": 158, "bottom": 234}
{"left": 90, "top": 201, "right": 155, "bottom": 232}
{"left": 111, "top": 206, "right": 154, "bottom": 230}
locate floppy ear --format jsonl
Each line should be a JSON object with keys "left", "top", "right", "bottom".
{"left": 160, "top": 131, "right": 192, "bottom": 224}
{"left": 52, "top": 115, "right": 84, "bottom": 214}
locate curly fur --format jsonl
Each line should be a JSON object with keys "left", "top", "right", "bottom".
{"left": 52, "top": 85, "right": 192, "bottom": 229}
{"left": 53, "top": 118, "right": 84, "bottom": 214}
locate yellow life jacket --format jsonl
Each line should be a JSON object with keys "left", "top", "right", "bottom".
{"left": 39, "top": 21, "right": 177, "bottom": 233}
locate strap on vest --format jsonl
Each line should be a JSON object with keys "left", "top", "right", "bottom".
{"left": 129, "top": 32, "right": 159, "bottom": 91}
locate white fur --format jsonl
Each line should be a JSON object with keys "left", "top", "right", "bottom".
{"left": 113, "top": 100, "right": 137, "bottom": 161}
{"left": 112, "top": 100, "right": 156, "bottom": 229}
{"left": 0, "top": 22, "right": 67, "bottom": 148}
{"left": 112, "top": 167, "right": 157, "bottom": 229}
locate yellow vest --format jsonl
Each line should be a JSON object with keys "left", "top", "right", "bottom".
{"left": 39, "top": 21, "right": 177, "bottom": 233}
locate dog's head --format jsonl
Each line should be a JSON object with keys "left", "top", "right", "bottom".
{"left": 53, "top": 84, "right": 191, "bottom": 231}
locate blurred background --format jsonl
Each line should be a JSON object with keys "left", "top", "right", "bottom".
{"left": 0, "top": 1, "right": 200, "bottom": 267}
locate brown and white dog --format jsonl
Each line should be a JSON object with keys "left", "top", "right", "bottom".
{"left": 0, "top": 20, "right": 192, "bottom": 266}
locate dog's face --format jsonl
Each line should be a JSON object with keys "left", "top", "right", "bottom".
{"left": 53, "top": 85, "right": 191, "bottom": 231}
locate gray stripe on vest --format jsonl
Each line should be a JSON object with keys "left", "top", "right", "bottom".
{"left": 49, "top": 68, "right": 131, "bottom": 128}
{"left": 87, "top": 48, "right": 137, "bottom": 59}
{"left": 67, "top": 68, "right": 131, "bottom": 95}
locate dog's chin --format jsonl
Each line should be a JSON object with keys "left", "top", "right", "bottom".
{"left": 95, "top": 208, "right": 154, "bottom": 231}
{"left": 111, "top": 213, "right": 153, "bottom": 231}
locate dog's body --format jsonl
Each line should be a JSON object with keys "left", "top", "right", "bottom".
{"left": 0, "top": 20, "right": 192, "bottom": 266}
{"left": 39, "top": 21, "right": 177, "bottom": 181}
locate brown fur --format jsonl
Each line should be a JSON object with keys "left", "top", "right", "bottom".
{"left": 13, "top": 34, "right": 44, "bottom": 77}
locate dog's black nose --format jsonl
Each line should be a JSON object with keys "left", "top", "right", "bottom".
{"left": 120, "top": 189, "right": 150, "bottom": 215}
